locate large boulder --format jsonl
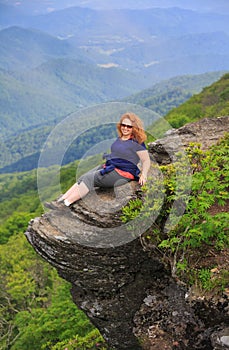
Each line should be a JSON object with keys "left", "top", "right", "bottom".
{"left": 25, "top": 116, "right": 229, "bottom": 349}
{"left": 148, "top": 116, "right": 229, "bottom": 164}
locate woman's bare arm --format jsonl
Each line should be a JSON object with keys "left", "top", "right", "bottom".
{"left": 137, "top": 149, "right": 151, "bottom": 186}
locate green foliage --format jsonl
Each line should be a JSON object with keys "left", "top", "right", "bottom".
{"left": 125, "top": 71, "right": 224, "bottom": 118}
{"left": 0, "top": 161, "right": 108, "bottom": 350}
{"left": 0, "top": 233, "right": 53, "bottom": 348}
{"left": 197, "top": 268, "right": 229, "bottom": 292}
{"left": 165, "top": 73, "right": 229, "bottom": 128}
{"left": 11, "top": 280, "right": 104, "bottom": 350}
{"left": 0, "top": 211, "right": 33, "bottom": 243}
{"left": 198, "top": 268, "right": 213, "bottom": 291}
{"left": 0, "top": 170, "right": 42, "bottom": 227}
{"left": 157, "top": 136, "right": 229, "bottom": 266}
{"left": 175, "top": 137, "right": 229, "bottom": 250}
{"left": 50, "top": 329, "right": 106, "bottom": 350}
{"left": 121, "top": 198, "right": 143, "bottom": 223}
{"left": 0, "top": 231, "right": 106, "bottom": 350}
{"left": 0, "top": 71, "right": 224, "bottom": 173}
{"left": 0, "top": 170, "right": 37, "bottom": 201}
{"left": 121, "top": 134, "right": 229, "bottom": 291}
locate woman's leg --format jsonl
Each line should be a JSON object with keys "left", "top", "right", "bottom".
{"left": 61, "top": 169, "right": 130, "bottom": 205}
{"left": 60, "top": 183, "right": 79, "bottom": 201}
{"left": 62, "top": 181, "right": 89, "bottom": 205}
{"left": 58, "top": 165, "right": 103, "bottom": 204}
{"left": 94, "top": 170, "right": 131, "bottom": 188}
{"left": 45, "top": 181, "right": 89, "bottom": 210}
{"left": 45, "top": 168, "right": 131, "bottom": 210}
{"left": 64, "top": 171, "right": 131, "bottom": 205}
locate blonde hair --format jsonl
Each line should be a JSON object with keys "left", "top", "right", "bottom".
{"left": 117, "top": 112, "right": 147, "bottom": 144}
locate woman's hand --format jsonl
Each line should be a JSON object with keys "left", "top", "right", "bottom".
{"left": 137, "top": 150, "right": 150, "bottom": 186}
{"left": 139, "top": 173, "right": 147, "bottom": 186}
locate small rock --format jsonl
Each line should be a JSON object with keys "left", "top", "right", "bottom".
{"left": 211, "top": 327, "right": 229, "bottom": 349}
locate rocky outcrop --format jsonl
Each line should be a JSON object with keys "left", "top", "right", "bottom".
{"left": 148, "top": 116, "right": 229, "bottom": 164}
{"left": 25, "top": 117, "right": 229, "bottom": 349}
{"left": 26, "top": 181, "right": 160, "bottom": 349}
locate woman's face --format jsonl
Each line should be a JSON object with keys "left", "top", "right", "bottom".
{"left": 120, "top": 118, "right": 133, "bottom": 138}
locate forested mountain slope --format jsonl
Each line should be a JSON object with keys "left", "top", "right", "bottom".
{"left": 1, "top": 5, "right": 229, "bottom": 141}
{"left": 165, "top": 72, "right": 229, "bottom": 128}
{"left": 0, "top": 56, "right": 148, "bottom": 139}
{"left": 1, "top": 6, "right": 229, "bottom": 82}
{"left": 0, "top": 26, "right": 87, "bottom": 71}
{"left": 0, "top": 121, "right": 228, "bottom": 350}
{"left": 0, "top": 3, "right": 228, "bottom": 348}
{"left": 146, "top": 72, "right": 229, "bottom": 137}
{"left": 0, "top": 71, "right": 224, "bottom": 173}
{"left": 124, "top": 71, "right": 225, "bottom": 116}
{"left": 0, "top": 68, "right": 228, "bottom": 347}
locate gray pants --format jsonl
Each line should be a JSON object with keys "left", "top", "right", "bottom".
{"left": 77, "top": 165, "right": 132, "bottom": 191}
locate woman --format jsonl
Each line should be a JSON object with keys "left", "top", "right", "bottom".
{"left": 45, "top": 112, "right": 150, "bottom": 210}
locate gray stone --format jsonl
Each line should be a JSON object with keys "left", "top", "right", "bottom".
{"left": 25, "top": 116, "right": 229, "bottom": 349}
{"left": 148, "top": 116, "right": 229, "bottom": 164}
{"left": 211, "top": 327, "right": 229, "bottom": 349}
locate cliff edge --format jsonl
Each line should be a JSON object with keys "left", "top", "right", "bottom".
{"left": 25, "top": 116, "right": 229, "bottom": 350}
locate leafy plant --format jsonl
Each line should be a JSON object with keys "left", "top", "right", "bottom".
{"left": 198, "top": 268, "right": 213, "bottom": 291}
{"left": 121, "top": 198, "right": 143, "bottom": 223}
{"left": 0, "top": 163, "right": 108, "bottom": 350}
{"left": 165, "top": 73, "right": 229, "bottom": 128}
{"left": 122, "top": 134, "right": 229, "bottom": 290}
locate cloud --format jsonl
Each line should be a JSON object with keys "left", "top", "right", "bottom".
{"left": 46, "top": 7, "right": 55, "bottom": 12}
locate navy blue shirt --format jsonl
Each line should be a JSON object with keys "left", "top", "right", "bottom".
{"left": 100, "top": 138, "right": 146, "bottom": 179}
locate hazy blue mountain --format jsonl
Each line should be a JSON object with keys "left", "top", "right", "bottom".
{"left": 142, "top": 54, "right": 229, "bottom": 82}
{"left": 22, "top": 7, "right": 229, "bottom": 38}
{"left": 113, "top": 32, "right": 229, "bottom": 65}
{"left": 0, "top": 26, "right": 91, "bottom": 71}
{"left": 0, "top": 71, "right": 224, "bottom": 173}
{"left": 0, "top": 56, "right": 149, "bottom": 139}
{"left": 1, "top": 7, "right": 229, "bottom": 80}
{"left": 2, "top": 25, "right": 229, "bottom": 79}
{"left": 0, "top": 3, "right": 28, "bottom": 27}
{"left": 1, "top": 0, "right": 229, "bottom": 15}
{"left": 1, "top": 6, "right": 228, "bottom": 81}
{"left": 124, "top": 71, "right": 226, "bottom": 116}
{"left": 107, "top": 31, "right": 229, "bottom": 76}
{"left": 1, "top": 3, "right": 229, "bottom": 169}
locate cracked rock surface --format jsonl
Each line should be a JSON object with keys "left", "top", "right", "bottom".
{"left": 26, "top": 182, "right": 228, "bottom": 349}
{"left": 25, "top": 117, "right": 229, "bottom": 349}
{"left": 148, "top": 116, "right": 229, "bottom": 164}
{"left": 26, "top": 181, "right": 166, "bottom": 349}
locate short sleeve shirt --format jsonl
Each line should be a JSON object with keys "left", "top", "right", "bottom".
{"left": 110, "top": 138, "right": 146, "bottom": 165}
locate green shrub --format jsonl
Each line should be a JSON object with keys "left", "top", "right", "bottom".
{"left": 122, "top": 134, "right": 229, "bottom": 290}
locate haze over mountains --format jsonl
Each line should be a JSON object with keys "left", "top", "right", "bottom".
{"left": 2, "top": 2, "right": 229, "bottom": 78}
{"left": 0, "top": 70, "right": 226, "bottom": 174}
{"left": 0, "top": 0, "right": 229, "bottom": 172}
{"left": 1, "top": 0, "right": 229, "bottom": 14}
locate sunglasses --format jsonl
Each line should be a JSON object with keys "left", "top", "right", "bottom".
{"left": 120, "top": 123, "right": 133, "bottom": 129}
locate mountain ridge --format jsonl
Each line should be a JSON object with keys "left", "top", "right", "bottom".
{"left": 0, "top": 26, "right": 91, "bottom": 71}
{"left": 1, "top": 7, "right": 229, "bottom": 74}
{"left": 0, "top": 71, "right": 226, "bottom": 173}
{"left": 1, "top": 0, "right": 229, "bottom": 14}
{"left": 124, "top": 71, "right": 225, "bottom": 116}
{"left": 0, "top": 55, "right": 149, "bottom": 140}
